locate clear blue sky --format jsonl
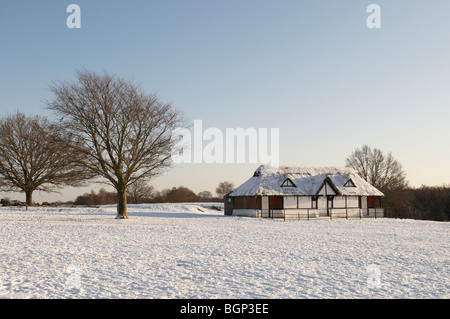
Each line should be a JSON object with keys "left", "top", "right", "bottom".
{"left": 1, "top": 1, "right": 450, "bottom": 202}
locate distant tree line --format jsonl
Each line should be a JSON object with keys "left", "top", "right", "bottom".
{"left": 72, "top": 181, "right": 233, "bottom": 206}
{"left": 383, "top": 185, "right": 450, "bottom": 221}
{"left": 74, "top": 189, "right": 117, "bottom": 206}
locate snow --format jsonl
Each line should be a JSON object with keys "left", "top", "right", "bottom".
{"left": 0, "top": 203, "right": 448, "bottom": 299}
{"left": 230, "top": 165, "right": 384, "bottom": 197}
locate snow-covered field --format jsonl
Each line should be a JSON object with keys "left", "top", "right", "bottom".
{"left": 0, "top": 203, "right": 448, "bottom": 299}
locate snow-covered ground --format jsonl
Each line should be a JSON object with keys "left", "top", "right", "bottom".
{"left": 0, "top": 203, "right": 448, "bottom": 299}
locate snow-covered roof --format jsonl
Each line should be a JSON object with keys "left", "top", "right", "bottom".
{"left": 229, "top": 165, "right": 384, "bottom": 197}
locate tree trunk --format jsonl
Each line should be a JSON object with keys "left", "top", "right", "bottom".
{"left": 116, "top": 186, "right": 128, "bottom": 219}
{"left": 25, "top": 190, "right": 33, "bottom": 209}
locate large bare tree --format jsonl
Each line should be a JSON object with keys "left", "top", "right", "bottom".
{"left": 345, "top": 145, "right": 408, "bottom": 193}
{"left": 0, "top": 112, "right": 88, "bottom": 207}
{"left": 46, "top": 70, "right": 184, "bottom": 218}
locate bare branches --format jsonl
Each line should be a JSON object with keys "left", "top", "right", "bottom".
{"left": 346, "top": 145, "right": 408, "bottom": 193}
{"left": 0, "top": 112, "right": 90, "bottom": 206}
{"left": 216, "top": 181, "right": 234, "bottom": 198}
{"left": 46, "top": 70, "right": 185, "bottom": 218}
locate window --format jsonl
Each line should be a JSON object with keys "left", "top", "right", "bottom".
{"left": 233, "top": 196, "right": 261, "bottom": 209}
{"left": 269, "top": 196, "right": 283, "bottom": 209}
{"left": 281, "top": 178, "right": 296, "bottom": 187}
{"left": 344, "top": 179, "right": 356, "bottom": 187}
{"left": 234, "top": 197, "right": 243, "bottom": 209}
{"left": 312, "top": 196, "right": 318, "bottom": 209}
{"left": 367, "top": 196, "right": 381, "bottom": 208}
{"left": 327, "top": 196, "right": 334, "bottom": 208}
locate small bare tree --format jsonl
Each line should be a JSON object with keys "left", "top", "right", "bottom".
{"left": 216, "top": 181, "right": 234, "bottom": 198}
{"left": 46, "top": 70, "right": 184, "bottom": 218}
{"left": 345, "top": 145, "right": 408, "bottom": 193}
{"left": 128, "top": 179, "right": 154, "bottom": 204}
{"left": 0, "top": 112, "right": 88, "bottom": 207}
{"left": 197, "top": 190, "right": 213, "bottom": 201}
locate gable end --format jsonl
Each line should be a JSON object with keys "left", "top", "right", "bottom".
{"left": 281, "top": 178, "right": 296, "bottom": 187}
{"left": 344, "top": 179, "right": 356, "bottom": 187}
{"left": 315, "top": 177, "right": 340, "bottom": 196}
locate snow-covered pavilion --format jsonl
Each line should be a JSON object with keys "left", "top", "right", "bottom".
{"left": 224, "top": 165, "right": 384, "bottom": 219}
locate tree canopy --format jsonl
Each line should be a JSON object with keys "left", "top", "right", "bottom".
{"left": 46, "top": 70, "right": 185, "bottom": 218}
{"left": 346, "top": 145, "right": 408, "bottom": 194}
{"left": 0, "top": 112, "right": 88, "bottom": 206}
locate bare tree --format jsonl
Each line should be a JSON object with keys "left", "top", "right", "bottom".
{"left": 198, "top": 190, "right": 213, "bottom": 201}
{"left": 0, "top": 112, "right": 88, "bottom": 207}
{"left": 128, "top": 179, "right": 154, "bottom": 204}
{"left": 216, "top": 181, "right": 234, "bottom": 198}
{"left": 46, "top": 70, "right": 184, "bottom": 218}
{"left": 345, "top": 145, "right": 408, "bottom": 193}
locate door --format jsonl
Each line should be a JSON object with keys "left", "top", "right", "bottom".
{"left": 327, "top": 196, "right": 334, "bottom": 217}
{"left": 269, "top": 196, "right": 283, "bottom": 218}
{"left": 261, "top": 196, "right": 269, "bottom": 218}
